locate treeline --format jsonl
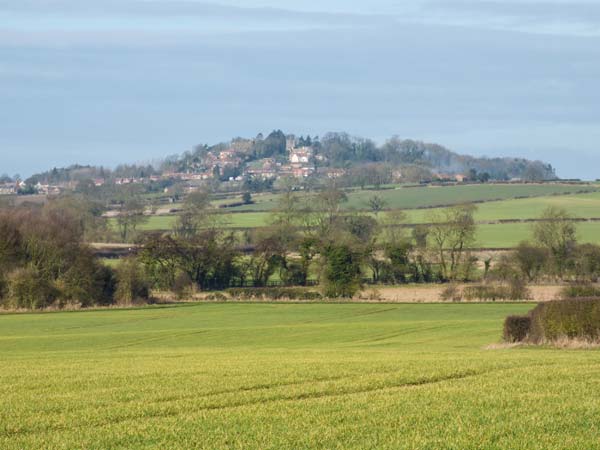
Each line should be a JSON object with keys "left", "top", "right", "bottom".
{"left": 136, "top": 188, "right": 600, "bottom": 300}
{"left": 25, "top": 163, "right": 160, "bottom": 186}
{"left": 0, "top": 201, "right": 150, "bottom": 310}
{"left": 3, "top": 185, "right": 597, "bottom": 310}
{"left": 135, "top": 186, "right": 480, "bottom": 298}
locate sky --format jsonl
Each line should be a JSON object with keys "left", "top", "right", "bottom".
{"left": 1, "top": 0, "right": 599, "bottom": 179}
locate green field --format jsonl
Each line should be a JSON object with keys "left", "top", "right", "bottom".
{"left": 108, "top": 185, "right": 600, "bottom": 251}
{"left": 218, "top": 191, "right": 600, "bottom": 231}
{"left": 227, "top": 184, "right": 596, "bottom": 212}
{"left": 2, "top": 303, "right": 600, "bottom": 449}
{"left": 129, "top": 193, "right": 600, "bottom": 234}
{"left": 475, "top": 221, "right": 600, "bottom": 248}
{"left": 109, "top": 212, "right": 270, "bottom": 232}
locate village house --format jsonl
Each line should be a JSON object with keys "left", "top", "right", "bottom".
{"left": 217, "top": 150, "right": 242, "bottom": 169}
{"left": 320, "top": 168, "right": 346, "bottom": 179}
{"left": 0, "top": 182, "right": 17, "bottom": 195}
{"left": 290, "top": 147, "right": 312, "bottom": 164}
{"left": 34, "top": 182, "right": 62, "bottom": 196}
{"left": 245, "top": 158, "right": 279, "bottom": 179}
{"left": 292, "top": 166, "right": 314, "bottom": 178}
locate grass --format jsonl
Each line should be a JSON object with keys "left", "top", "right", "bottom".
{"left": 106, "top": 185, "right": 600, "bottom": 251}
{"left": 343, "top": 183, "right": 595, "bottom": 211}
{"left": 100, "top": 258, "right": 122, "bottom": 268}
{"left": 401, "top": 190, "right": 600, "bottom": 223}
{"left": 227, "top": 183, "right": 596, "bottom": 212}
{"left": 475, "top": 222, "right": 600, "bottom": 248}
{"left": 1, "top": 303, "right": 600, "bottom": 449}
{"left": 109, "top": 213, "right": 270, "bottom": 232}
{"left": 107, "top": 215, "right": 177, "bottom": 232}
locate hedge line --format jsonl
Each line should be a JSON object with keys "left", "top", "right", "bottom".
{"left": 504, "top": 298, "right": 600, "bottom": 343}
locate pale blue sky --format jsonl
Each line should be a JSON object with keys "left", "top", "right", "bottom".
{"left": 1, "top": 0, "right": 599, "bottom": 178}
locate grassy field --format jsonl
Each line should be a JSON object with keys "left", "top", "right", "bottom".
{"left": 400, "top": 190, "right": 600, "bottom": 223}
{"left": 1, "top": 303, "right": 600, "bottom": 449}
{"left": 126, "top": 190, "right": 600, "bottom": 232}
{"left": 475, "top": 221, "right": 600, "bottom": 248}
{"left": 106, "top": 185, "right": 600, "bottom": 251}
{"left": 109, "top": 212, "right": 271, "bottom": 232}
{"left": 226, "top": 184, "right": 596, "bottom": 212}
{"left": 222, "top": 191, "right": 600, "bottom": 231}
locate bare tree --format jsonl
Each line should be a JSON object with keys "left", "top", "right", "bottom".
{"left": 174, "top": 190, "right": 216, "bottom": 238}
{"left": 116, "top": 197, "right": 148, "bottom": 242}
{"left": 367, "top": 194, "right": 387, "bottom": 218}
{"left": 532, "top": 206, "right": 577, "bottom": 278}
{"left": 427, "top": 204, "right": 477, "bottom": 281}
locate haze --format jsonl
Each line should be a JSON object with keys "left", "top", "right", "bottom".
{"left": 1, "top": 0, "right": 599, "bottom": 178}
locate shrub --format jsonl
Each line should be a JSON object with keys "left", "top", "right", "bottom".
{"left": 58, "top": 255, "right": 117, "bottom": 307}
{"left": 7, "top": 267, "right": 58, "bottom": 309}
{"left": 227, "top": 287, "right": 322, "bottom": 301}
{"left": 560, "top": 283, "right": 600, "bottom": 299}
{"left": 205, "top": 292, "right": 228, "bottom": 301}
{"left": 529, "top": 298, "right": 600, "bottom": 342}
{"left": 440, "top": 284, "right": 462, "bottom": 302}
{"left": 321, "top": 244, "right": 362, "bottom": 298}
{"left": 115, "top": 258, "right": 150, "bottom": 304}
{"left": 0, "top": 272, "right": 7, "bottom": 305}
{"left": 503, "top": 315, "right": 531, "bottom": 342}
{"left": 280, "top": 262, "right": 308, "bottom": 287}
{"left": 464, "top": 282, "right": 530, "bottom": 302}
{"left": 507, "top": 277, "right": 531, "bottom": 300}
{"left": 172, "top": 272, "right": 194, "bottom": 300}
{"left": 464, "top": 285, "right": 509, "bottom": 301}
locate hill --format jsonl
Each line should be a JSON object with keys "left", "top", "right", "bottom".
{"left": 21, "top": 131, "right": 557, "bottom": 190}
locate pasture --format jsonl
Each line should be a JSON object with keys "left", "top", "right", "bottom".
{"left": 475, "top": 221, "right": 600, "bottom": 248}
{"left": 225, "top": 183, "right": 596, "bottom": 212}
{"left": 1, "top": 303, "right": 599, "bottom": 449}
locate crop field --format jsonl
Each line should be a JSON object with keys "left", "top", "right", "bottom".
{"left": 475, "top": 221, "right": 600, "bottom": 248}
{"left": 225, "top": 183, "right": 596, "bottom": 212}
{"left": 107, "top": 215, "right": 177, "bottom": 232}
{"left": 342, "top": 183, "right": 596, "bottom": 211}
{"left": 1, "top": 303, "right": 600, "bottom": 449}
{"left": 137, "top": 187, "right": 600, "bottom": 228}
{"left": 439, "top": 190, "right": 600, "bottom": 222}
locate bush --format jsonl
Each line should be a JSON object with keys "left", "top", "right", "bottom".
{"left": 115, "top": 258, "right": 150, "bottom": 304}
{"left": 0, "top": 272, "right": 7, "bottom": 305}
{"left": 58, "top": 255, "right": 117, "bottom": 307}
{"left": 507, "top": 277, "right": 531, "bottom": 301}
{"left": 464, "top": 285, "right": 509, "bottom": 301}
{"left": 7, "top": 268, "right": 58, "bottom": 309}
{"left": 227, "top": 287, "right": 322, "bottom": 301}
{"left": 529, "top": 298, "right": 600, "bottom": 342}
{"left": 440, "top": 284, "right": 462, "bottom": 302}
{"left": 503, "top": 315, "right": 531, "bottom": 342}
{"left": 560, "top": 283, "right": 600, "bottom": 299}
{"left": 172, "top": 272, "right": 194, "bottom": 300}
{"left": 321, "top": 244, "right": 362, "bottom": 298}
{"left": 205, "top": 292, "right": 228, "bottom": 301}
{"left": 464, "top": 282, "right": 530, "bottom": 302}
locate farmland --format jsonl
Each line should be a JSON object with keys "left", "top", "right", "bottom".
{"left": 476, "top": 222, "right": 600, "bottom": 248}
{"left": 225, "top": 183, "right": 596, "bottom": 212}
{"left": 1, "top": 303, "right": 600, "bottom": 449}
{"left": 121, "top": 185, "right": 600, "bottom": 250}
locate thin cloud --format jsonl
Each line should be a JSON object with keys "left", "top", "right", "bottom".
{"left": 422, "top": 0, "right": 600, "bottom": 37}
